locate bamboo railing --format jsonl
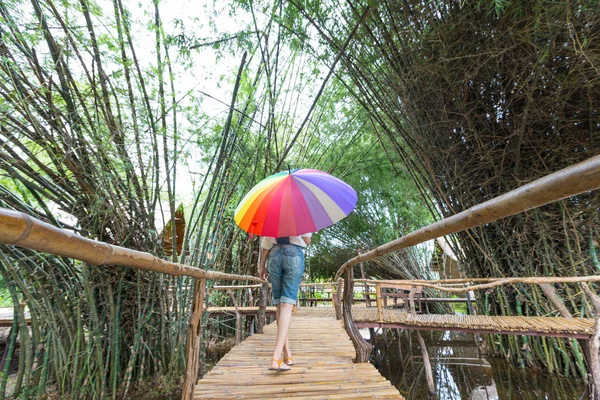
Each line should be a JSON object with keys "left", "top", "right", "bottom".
{"left": 207, "top": 283, "right": 272, "bottom": 337}
{"left": 0, "top": 208, "right": 262, "bottom": 282}
{"left": 0, "top": 208, "right": 265, "bottom": 400}
{"left": 333, "top": 155, "right": 600, "bottom": 397}
{"left": 335, "top": 154, "right": 600, "bottom": 280}
{"left": 1, "top": 155, "right": 599, "bottom": 398}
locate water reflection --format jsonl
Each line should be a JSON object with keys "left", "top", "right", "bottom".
{"left": 370, "top": 329, "right": 586, "bottom": 399}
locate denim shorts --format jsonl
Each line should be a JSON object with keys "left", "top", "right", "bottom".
{"left": 267, "top": 244, "right": 305, "bottom": 305}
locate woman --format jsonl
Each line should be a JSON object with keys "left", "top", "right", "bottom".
{"left": 259, "top": 233, "right": 311, "bottom": 371}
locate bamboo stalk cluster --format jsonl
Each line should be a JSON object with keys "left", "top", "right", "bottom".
{"left": 0, "top": 0, "right": 262, "bottom": 397}
{"left": 291, "top": 0, "right": 600, "bottom": 378}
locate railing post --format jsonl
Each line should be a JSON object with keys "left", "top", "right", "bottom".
{"left": 247, "top": 287, "right": 255, "bottom": 335}
{"left": 465, "top": 282, "right": 477, "bottom": 315}
{"left": 538, "top": 283, "right": 572, "bottom": 318}
{"left": 227, "top": 291, "right": 242, "bottom": 345}
{"left": 333, "top": 278, "right": 343, "bottom": 320}
{"left": 342, "top": 267, "right": 371, "bottom": 362}
{"left": 256, "top": 282, "right": 268, "bottom": 334}
{"left": 375, "top": 283, "right": 383, "bottom": 321}
{"left": 581, "top": 283, "right": 600, "bottom": 400}
{"left": 409, "top": 285, "right": 417, "bottom": 315}
{"left": 182, "top": 278, "right": 205, "bottom": 400}
{"left": 358, "top": 249, "right": 370, "bottom": 307}
{"left": 247, "top": 287, "right": 254, "bottom": 305}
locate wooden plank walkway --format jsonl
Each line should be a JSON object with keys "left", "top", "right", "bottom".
{"left": 194, "top": 316, "right": 404, "bottom": 399}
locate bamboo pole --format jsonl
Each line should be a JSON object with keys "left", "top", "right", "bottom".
{"left": 212, "top": 285, "right": 262, "bottom": 290}
{"left": 256, "top": 283, "right": 268, "bottom": 333}
{"left": 416, "top": 330, "right": 436, "bottom": 395}
{"left": 0, "top": 208, "right": 262, "bottom": 282}
{"left": 539, "top": 283, "right": 572, "bottom": 318}
{"left": 333, "top": 278, "right": 343, "bottom": 320}
{"left": 358, "top": 249, "right": 371, "bottom": 307}
{"left": 227, "top": 291, "right": 242, "bottom": 345}
{"left": 336, "top": 154, "right": 600, "bottom": 280}
{"left": 355, "top": 276, "right": 600, "bottom": 294}
{"left": 581, "top": 283, "right": 600, "bottom": 400}
{"left": 408, "top": 286, "right": 417, "bottom": 315}
{"left": 342, "top": 269, "right": 371, "bottom": 362}
{"left": 182, "top": 278, "right": 205, "bottom": 400}
{"left": 375, "top": 283, "right": 383, "bottom": 322}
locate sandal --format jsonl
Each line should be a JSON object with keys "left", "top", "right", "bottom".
{"left": 284, "top": 358, "right": 294, "bottom": 366}
{"left": 269, "top": 358, "right": 291, "bottom": 372}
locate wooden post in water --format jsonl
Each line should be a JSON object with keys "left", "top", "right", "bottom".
{"left": 182, "top": 278, "right": 205, "bottom": 400}
{"left": 343, "top": 268, "right": 371, "bottom": 362}
{"left": 227, "top": 291, "right": 242, "bottom": 345}
{"left": 416, "top": 331, "right": 436, "bottom": 395}
{"left": 256, "top": 282, "right": 268, "bottom": 334}
{"left": 333, "top": 278, "right": 343, "bottom": 320}
{"left": 409, "top": 285, "right": 435, "bottom": 395}
{"left": 581, "top": 283, "right": 600, "bottom": 400}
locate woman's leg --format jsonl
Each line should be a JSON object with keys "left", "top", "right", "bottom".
{"left": 271, "top": 302, "right": 294, "bottom": 370}
{"left": 275, "top": 306, "right": 292, "bottom": 361}
{"left": 274, "top": 306, "right": 293, "bottom": 363}
{"left": 283, "top": 338, "right": 292, "bottom": 363}
{"left": 270, "top": 245, "right": 304, "bottom": 370}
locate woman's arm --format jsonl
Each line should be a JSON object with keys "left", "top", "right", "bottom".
{"left": 259, "top": 248, "right": 270, "bottom": 279}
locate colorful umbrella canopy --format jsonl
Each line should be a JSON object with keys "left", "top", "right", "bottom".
{"left": 234, "top": 169, "right": 357, "bottom": 237}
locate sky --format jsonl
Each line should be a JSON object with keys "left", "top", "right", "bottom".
{"left": 120, "top": 0, "right": 326, "bottom": 227}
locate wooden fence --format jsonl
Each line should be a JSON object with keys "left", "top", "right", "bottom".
{"left": 0, "top": 208, "right": 264, "bottom": 400}
{"left": 333, "top": 154, "right": 600, "bottom": 398}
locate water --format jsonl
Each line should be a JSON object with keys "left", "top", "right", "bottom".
{"left": 370, "top": 329, "right": 587, "bottom": 400}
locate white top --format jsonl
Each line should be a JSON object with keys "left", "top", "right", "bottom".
{"left": 260, "top": 233, "right": 312, "bottom": 250}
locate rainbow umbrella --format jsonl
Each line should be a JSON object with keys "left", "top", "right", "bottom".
{"left": 234, "top": 169, "right": 357, "bottom": 237}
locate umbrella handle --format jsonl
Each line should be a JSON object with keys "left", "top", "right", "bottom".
{"left": 249, "top": 220, "right": 258, "bottom": 236}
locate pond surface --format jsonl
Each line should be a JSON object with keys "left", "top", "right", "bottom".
{"left": 370, "top": 329, "right": 587, "bottom": 400}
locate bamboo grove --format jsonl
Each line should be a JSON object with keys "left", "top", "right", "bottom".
{"left": 0, "top": 0, "right": 417, "bottom": 397}
{"left": 287, "top": 0, "right": 600, "bottom": 378}
{"left": 1, "top": 0, "right": 598, "bottom": 398}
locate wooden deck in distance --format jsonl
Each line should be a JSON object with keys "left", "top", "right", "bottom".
{"left": 205, "top": 306, "right": 595, "bottom": 339}
{"left": 194, "top": 316, "right": 403, "bottom": 399}
{"left": 294, "top": 307, "right": 595, "bottom": 339}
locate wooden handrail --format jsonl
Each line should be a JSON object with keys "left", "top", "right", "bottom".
{"left": 358, "top": 276, "right": 600, "bottom": 293}
{"left": 299, "top": 282, "right": 337, "bottom": 287}
{"left": 211, "top": 284, "right": 263, "bottom": 290}
{"left": 0, "top": 207, "right": 267, "bottom": 400}
{"left": 0, "top": 208, "right": 263, "bottom": 283}
{"left": 335, "top": 154, "right": 600, "bottom": 280}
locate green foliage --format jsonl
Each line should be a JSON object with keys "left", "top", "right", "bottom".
{"left": 298, "top": 0, "right": 600, "bottom": 377}
{"left": 0, "top": 275, "right": 14, "bottom": 307}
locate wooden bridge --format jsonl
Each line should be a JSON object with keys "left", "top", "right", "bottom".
{"left": 294, "top": 307, "right": 594, "bottom": 339}
{"left": 195, "top": 316, "right": 403, "bottom": 399}
{"left": 196, "top": 300, "right": 596, "bottom": 399}
{"left": 206, "top": 305, "right": 595, "bottom": 339}
{"left": 1, "top": 155, "right": 600, "bottom": 399}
